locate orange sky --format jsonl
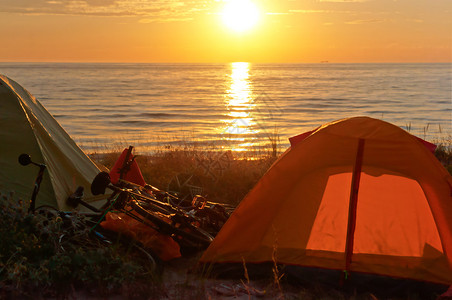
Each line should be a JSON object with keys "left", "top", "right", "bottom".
{"left": 0, "top": 0, "right": 450, "bottom": 63}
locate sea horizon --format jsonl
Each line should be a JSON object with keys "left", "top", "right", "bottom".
{"left": 1, "top": 61, "right": 451, "bottom": 65}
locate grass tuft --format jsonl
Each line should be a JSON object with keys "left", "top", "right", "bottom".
{"left": 0, "top": 191, "right": 160, "bottom": 298}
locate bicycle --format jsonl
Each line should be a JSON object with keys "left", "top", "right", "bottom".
{"left": 107, "top": 145, "right": 233, "bottom": 236}
{"left": 86, "top": 171, "right": 215, "bottom": 250}
{"left": 138, "top": 179, "right": 232, "bottom": 237}
{"left": 18, "top": 153, "right": 162, "bottom": 273}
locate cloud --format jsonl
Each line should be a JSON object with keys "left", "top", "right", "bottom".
{"left": 85, "top": 0, "right": 116, "bottom": 6}
{"left": 138, "top": 17, "right": 193, "bottom": 23}
{"left": 289, "top": 9, "right": 353, "bottom": 14}
{"left": 317, "top": 0, "right": 370, "bottom": 2}
{"left": 266, "top": 12, "right": 292, "bottom": 15}
{"left": 0, "top": 0, "right": 212, "bottom": 21}
{"left": 345, "top": 18, "right": 387, "bottom": 24}
{"left": 289, "top": 9, "right": 329, "bottom": 14}
{"left": 406, "top": 18, "right": 424, "bottom": 23}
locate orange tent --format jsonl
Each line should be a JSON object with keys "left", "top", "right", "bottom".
{"left": 200, "top": 117, "right": 452, "bottom": 285}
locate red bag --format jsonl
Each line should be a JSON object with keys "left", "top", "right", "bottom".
{"left": 101, "top": 211, "right": 181, "bottom": 261}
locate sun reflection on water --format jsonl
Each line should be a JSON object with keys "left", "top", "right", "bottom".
{"left": 221, "top": 62, "right": 259, "bottom": 151}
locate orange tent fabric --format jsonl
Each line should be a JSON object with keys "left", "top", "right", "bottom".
{"left": 200, "top": 117, "right": 452, "bottom": 285}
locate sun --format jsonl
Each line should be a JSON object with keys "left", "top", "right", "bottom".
{"left": 221, "top": 0, "right": 260, "bottom": 32}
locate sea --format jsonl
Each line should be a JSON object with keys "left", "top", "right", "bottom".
{"left": 1, "top": 62, "right": 451, "bottom": 154}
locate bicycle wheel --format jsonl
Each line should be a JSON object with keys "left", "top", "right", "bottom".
{"left": 130, "top": 200, "right": 214, "bottom": 249}
{"left": 95, "top": 227, "right": 163, "bottom": 275}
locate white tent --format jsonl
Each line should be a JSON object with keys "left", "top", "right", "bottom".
{"left": 0, "top": 74, "right": 105, "bottom": 210}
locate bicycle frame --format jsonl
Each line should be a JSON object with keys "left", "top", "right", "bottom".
{"left": 87, "top": 171, "right": 216, "bottom": 248}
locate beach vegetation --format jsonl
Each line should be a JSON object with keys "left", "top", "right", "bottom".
{"left": 433, "top": 134, "right": 452, "bottom": 175}
{"left": 0, "top": 191, "right": 160, "bottom": 298}
{"left": 1, "top": 130, "right": 451, "bottom": 298}
{"left": 92, "top": 143, "right": 278, "bottom": 206}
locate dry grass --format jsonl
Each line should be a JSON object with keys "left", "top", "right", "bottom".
{"left": 434, "top": 134, "right": 452, "bottom": 175}
{"left": 89, "top": 132, "right": 452, "bottom": 208}
{"left": 90, "top": 145, "right": 277, "bottom": 206}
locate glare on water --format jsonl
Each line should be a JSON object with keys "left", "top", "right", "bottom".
{"left": 221, "top": 62, "right": 261, "bottom": 151}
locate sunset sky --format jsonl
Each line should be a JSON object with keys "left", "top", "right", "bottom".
{"left": 0, "top": 0, "right": 450, "bottom": 63}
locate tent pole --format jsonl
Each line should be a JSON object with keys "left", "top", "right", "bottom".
{"left": 342, "top": 138, "right": 365, "bottom": 284}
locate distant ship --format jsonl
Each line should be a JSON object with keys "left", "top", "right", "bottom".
{"left": 320, "top": 61, "right": 329, "bottom": 63}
